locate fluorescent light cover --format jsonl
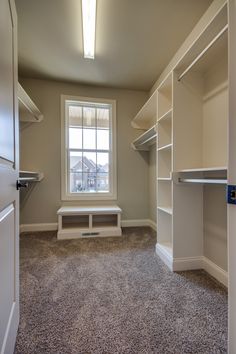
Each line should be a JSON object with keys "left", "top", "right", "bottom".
{"left": 82, "top": 0, "right": 96, "bottom": 59}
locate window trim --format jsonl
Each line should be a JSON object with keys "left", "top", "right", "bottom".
{"left": 61, "top": 95, "right": 117, "bottom": 201}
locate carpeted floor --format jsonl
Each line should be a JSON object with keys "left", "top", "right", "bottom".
{"left": 14, "top": 227, "right": 227, "bottom": 354}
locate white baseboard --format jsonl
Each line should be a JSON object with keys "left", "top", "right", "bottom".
{"left": 155, "top": 244, "right": 228, "bottom": 287}
{"left": 20, "top": 219, "right": 157, "bottom": 233}
{"left": 173, "top": 256, "right": 204, "bottom": 271}
{"left": 148, "top": 219, "right": 157, "bottom": 231}
{"left": 203, "top": 256, "right": 228, "bottom": 287}
{"left": 20, "top": 223, "right": 58, "bottom": 233}
{"left": 155, "top": 243, "right": 173, "bottom": 271}
{"left": 121, "top": 219, "right": 156, "bottom": 229}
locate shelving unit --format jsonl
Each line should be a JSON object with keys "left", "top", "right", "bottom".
{"left": 129, "top": 2, "right": 229, "bottom": 284}
{"left": 156, "top": 73, "right": 173, "bottom": 261}
{"left": 131, "top": 91, "right": 157, "bottom": 152}
{"left": 57, "top": 206, "right": 122, "bottom": 240}
{"left": 154, "top": 3, "right": 229, "bottom": 277}
{"left": 18, "top": 83, "right": 43, "bottom": 124}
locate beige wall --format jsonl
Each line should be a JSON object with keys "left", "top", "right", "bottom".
{"left": 19, "top": 78, "right": 149, "bottom": 224}
{"left": 148, "top": 145, "right": 157, "bottom": 224}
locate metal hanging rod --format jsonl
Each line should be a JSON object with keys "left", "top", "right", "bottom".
{"left": 179, "top": 178, "right": 227, "bottom": 185}
{"left": 178, "top": 24, "right": 228, "bottom": 82}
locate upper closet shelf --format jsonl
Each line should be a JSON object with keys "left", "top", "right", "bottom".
{"left": 18, "top": 83, "right": 43, "bottom": 123}
{"left": 175, "top": 2, "right": 228, "bottom": 78}
{"left": 132, "top": 125, "right": 157, "bottom": 151}
{"left": 131, "top": 91, "right": 157, "bottom": 130}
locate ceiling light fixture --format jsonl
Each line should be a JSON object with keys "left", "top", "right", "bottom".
{"left": 82, "top": 0, "right": 97, "bottom": 59}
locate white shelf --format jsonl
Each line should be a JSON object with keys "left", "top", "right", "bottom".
{"left": 158, "top": 207, "right": 173, "bottom": 215}
{"left": 18, "top": 83, "right": 43, "bottom": 123}
{"left": 132, "top": 125, "right": 157, "bottom": 151}
{"left": 177, "top": 166, "right": 227, "bottom": 173}
{"left": 158, "top": 108, "right": 172, "bottom": 123}
{"left": 158, "top": 177, "right": 172, "bottom": 181}
{"left": 131, "top": 91, "right": 157, "bottom": 129}
{"left": 178, "top": 178, "right": 227, "bottom": 185}
{"left": 19, "top": 170, "right": 44, "bottom": 182}
{"left": 158, "top": 143, "right": 172, "bottom": 152}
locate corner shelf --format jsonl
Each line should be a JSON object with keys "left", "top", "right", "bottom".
{"left": 131, "top": 91, "right": 157, "bottom": 130}
{"left": 158, "top": 108, "right": 172, "bottom": 123}
{"left": 132, "top": 125, "right": 157, "bottom": 151}
{"left": 18, "top": 83, "right": 43, "bottom": 123}
{"left": 158, "top": 143, "right": 172, "bottom": 152}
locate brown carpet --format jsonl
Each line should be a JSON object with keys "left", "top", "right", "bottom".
{"left": 14, "top": 227, "right": 227, "bottom": 354}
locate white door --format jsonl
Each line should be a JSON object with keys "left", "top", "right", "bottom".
{"left": 0, "top": 0, "right": 19, "bottom": 353}
{"left": 228, "top": 1, "right": 236, "bottom": 353}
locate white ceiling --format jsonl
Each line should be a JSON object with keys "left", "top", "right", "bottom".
{"left": 16, "top": 0, "right": 213, "bottom": 91}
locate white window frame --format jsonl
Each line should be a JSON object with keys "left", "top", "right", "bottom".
{"left": 61, "top": 95, "right": 117, "bottom": 201}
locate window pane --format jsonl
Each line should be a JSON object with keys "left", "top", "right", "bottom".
{"left": 65, "top": 100, "right": 113, "bottom": 196}
{"left": 69, "top": 106, "right": 82, "bottom": 127}
{"left": 97, "top": 173, "right": 109, "bottom": 192}
{"left": 97, "top": 108, "right": 109, "bottom": 128}
{"left": 97, "top": 153, "right": 109, "bottom": 172}
{"left": 83, "top": 152, "right": 96, "bottom": 173}
{"left": 70, "top": 151, "right": 83, "bottom": 172}
{"left": 69, "top": 127, "right": 82, "bottom": 149}
{"left": 70, "top": 172, "right": 83, "bottom": 193}
{"left": 83, "top": 128, "right": 96, "bottom": 150}
{"left": 97, "top": 129, "right": 109, "bottom": 150}
{"left": 83, "top": 173, "right": 96, "bottom": 193}
{"left": 83, "top": 107, "right": 96, "bottom": 128}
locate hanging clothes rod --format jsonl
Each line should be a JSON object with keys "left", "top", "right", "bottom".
{"left": 178, "top": 24, "right": 228, "bottom": 82}
{"left": 179, "top": 178, "right": 227, "bottom": 185}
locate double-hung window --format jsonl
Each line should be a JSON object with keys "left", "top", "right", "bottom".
{"left": 61, "top": 96, "right": 117, "bottom": 200}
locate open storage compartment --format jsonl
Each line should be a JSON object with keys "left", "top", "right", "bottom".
{"left": 92, "top": 214, "right": 118, "bottom": 228}
{"left": 62, "top": 215, "right": 89, "bottom": 229}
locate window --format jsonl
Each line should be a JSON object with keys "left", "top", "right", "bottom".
{"left": 61, "top": 95, "right": 117, "bottom": 200}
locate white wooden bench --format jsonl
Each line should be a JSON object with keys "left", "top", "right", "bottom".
{"left": 57, "top": 205, "right": 122, "bottom": 240}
